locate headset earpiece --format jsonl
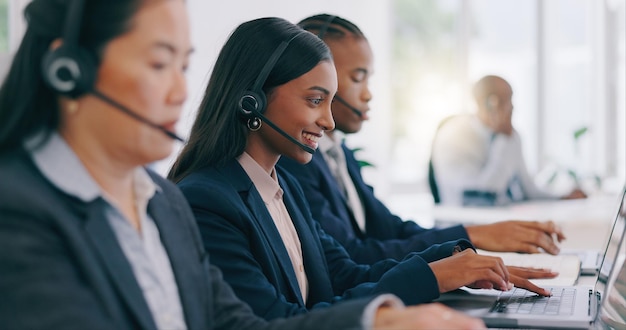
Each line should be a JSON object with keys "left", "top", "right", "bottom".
{"left": 486, "top": 94, "right": 499, "bottom": 111}
{"left": 317, "top": 15, "right": 336, "bottom": 39}
{"left": 238, "top": 35, "right": 298, "bottom": 119}
{"left": 238, "top": 91, "right": 266, "bottom": 118}
{"left": 41, "top": 44, "right": 96, "bottom": 98}
{"left": 40, "top": 0, "right": 94, "bottom": 99}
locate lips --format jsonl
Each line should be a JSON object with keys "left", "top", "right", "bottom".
{"left": 302, "top": 131, "right": 323, "bottom": 149}
{"left": 161, "top": 121, "right": 178, "bottom": 132}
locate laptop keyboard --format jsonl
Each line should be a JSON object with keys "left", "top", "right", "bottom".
{"left": 491, "top": 287, "right": 576, "bottom": 315}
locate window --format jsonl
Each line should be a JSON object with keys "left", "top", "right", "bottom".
{"left": 388, "top": 0, "right": 625, "bottom": 220}
{"left": 0, "top": 0, "right": 8, "bottom": 52}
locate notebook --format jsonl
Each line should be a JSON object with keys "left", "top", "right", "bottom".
{"left": 477, "top": 250, "right": 581, "bottom": 286}
{"left": 436, "top": 187, "right": 626, "bottom": 329}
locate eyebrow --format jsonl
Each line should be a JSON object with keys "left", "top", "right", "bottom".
{"left": 308, "top": 86, "right": 332, "bottom": 95}
{"left": 152, "top": 41, "right": 195, "bottom": 56}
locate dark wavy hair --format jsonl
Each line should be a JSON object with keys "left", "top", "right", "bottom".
{"left": 168, "top": 17, "right": 331, "bottom": 183}
{"left": 0, "top": 0, "right": 147, "bottom": 152}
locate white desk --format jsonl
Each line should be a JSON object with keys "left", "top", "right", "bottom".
{"left": 430, "top": 194, "right": 626, "bottom": 329}
{"left": 433, "top": 194, "right": 621, "bottom": 251}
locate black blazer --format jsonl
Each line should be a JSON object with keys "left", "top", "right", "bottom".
{"left": 277, "top": 144, "right": 470, "bottom": 264}
{"left": 0, "top": 148, "right": 371, "bottom": 330}
{"left": 178, "top": 158, "right": 470, "bottom": 320}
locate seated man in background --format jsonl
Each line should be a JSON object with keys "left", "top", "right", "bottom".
{"left": 431, "top": 75, "right": 586, "bottom": 207}
{"left": 278, "top": 15, "right": 568, "bottom": 265}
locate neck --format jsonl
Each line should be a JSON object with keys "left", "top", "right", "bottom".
{"left": 60, "top": 129, "right": 141, "bottom": 231}
{"left": 244, "top": 138, "right": 280, "bottom": 175}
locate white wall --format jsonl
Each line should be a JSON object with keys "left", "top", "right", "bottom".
{"left": 0, "top": 0, "right": 29, "bottom": 80}
{"left": 154, "top": 0, "right": 395, "bottom": 197}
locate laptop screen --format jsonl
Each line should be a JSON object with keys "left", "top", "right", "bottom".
{"left": 596, "top": 187, "right": 626, "bottom": 328}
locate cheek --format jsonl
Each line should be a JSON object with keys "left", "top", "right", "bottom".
{"left": 99, "top": 65, "right": 163, "bottom": 115}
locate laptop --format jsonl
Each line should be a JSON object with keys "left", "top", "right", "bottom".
{"left": 436, "top": 187, "right": 626, "bottom": 329}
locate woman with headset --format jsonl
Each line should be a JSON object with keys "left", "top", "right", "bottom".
{"left": 0, "top": 1, "right": 484, "bottom": 329}
{"left": 168, "top": 16, "right": 533, "bottom": 322}
{"left": 277, "top": 14, "right": 562, "bottom": 284}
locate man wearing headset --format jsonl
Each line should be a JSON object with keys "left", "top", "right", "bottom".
{"left": 431, "top": 75, "right": 587, "bottom": 206}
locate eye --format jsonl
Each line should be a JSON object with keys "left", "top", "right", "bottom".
{"left": 150, "top": 62, "right": 167, "bottom": 70}
{"left": 351, "top": 71, "right": 366, "bottom": 83}
{"left": 309, "top": 97, "right": 324, "bottom": 105}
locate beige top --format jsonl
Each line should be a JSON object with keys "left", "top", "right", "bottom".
{"left": 237, "top": 152, "right": 308, "bottom": 302}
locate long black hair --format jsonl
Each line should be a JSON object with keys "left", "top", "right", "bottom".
{"left": 0, "top": 0, "right": 146, "bottom": 152}
{"left": 168, "top": 17, "right": 331, "bottom": 183}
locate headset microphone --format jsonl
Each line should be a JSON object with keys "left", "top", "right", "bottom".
{"left": 91, "top": 89, "right": 185, "bottom": 142}
{"left": 333, "top": 95, "right": 363, "bottom": 118}
{"left": 242, "top": 101, "right": 315, "bottom": 154}
{"left": 238, "top": 32, "right": 316, "bottom": 154}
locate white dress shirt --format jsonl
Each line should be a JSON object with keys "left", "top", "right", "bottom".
{"left": 432, "top": 114, "right": 557, "bottom": 206}
{"left": 319, "top": 134, "right": 367, "bottom": 232}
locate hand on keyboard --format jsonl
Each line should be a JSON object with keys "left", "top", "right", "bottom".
{"left": 507, "top": 266, "right": 557, "bottom": 297}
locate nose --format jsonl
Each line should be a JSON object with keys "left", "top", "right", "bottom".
{"left": 362, "top": 84, "right": 372, "bottom": 104}
{"left": 168, "top": 70, "right": 187, "bottom": 106}
{"left": 318, "top": 102, "right": 336, "bottom": 131}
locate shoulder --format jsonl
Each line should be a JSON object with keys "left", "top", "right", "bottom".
{"left": 175, "top": 165, "right": 246, "bottom": 211}
{"left": 0, "top": 149, "right": 62, "bottom": 212}
{"left": 434, "top": 114, "right": 486, "bottom": 148}
{"left": 437, "top": 114, "right": 477, "bottom": 133}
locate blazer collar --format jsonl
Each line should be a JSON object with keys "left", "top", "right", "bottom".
{"left": 278, "top": 172, "right": 334, "bottom": 305}
{"left": 81, "top": 181, "right": 207, "bottom": 330}
{"left": 147, "top": 181, "right": 206, "bottom": 330}
{"left": 82, "top": 198, "right": 158, "bottom": 330}
{"left": 221, "top": 159, "right": 306, "bottom": 305}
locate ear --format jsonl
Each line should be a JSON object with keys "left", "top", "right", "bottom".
{"left": 49, "top": 38, "right": 63, "bottom": 51}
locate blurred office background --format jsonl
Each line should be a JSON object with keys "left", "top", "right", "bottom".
{"left": 1, "top": 0, "right": 624, "bottom": 225}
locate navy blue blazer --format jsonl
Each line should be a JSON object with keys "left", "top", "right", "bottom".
{"left": 178, "top": 158, "right": 472, "bottom": 320}
{"left": 277, "top": 144, "right": 470, "bottom": 265}
{"left": 0, "top": 148, "right": 372, "bottom": 330}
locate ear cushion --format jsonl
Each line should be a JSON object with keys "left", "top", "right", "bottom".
{"left": 41, "top": 45, "right": 97, "bottom": 98}
{"left": 238, "top": 90, "right": 267, "bottom": 117}
{"left": 486, "top": 94, "right": 499, "bottom": 111}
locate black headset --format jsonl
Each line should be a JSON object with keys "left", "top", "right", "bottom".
{"left": 316, "top": 15, "right": 337, "bottom": 39}
{"left": 41, "top": 0, "right": 96, "bottom": 99}
{"left": 238, "top": 34, "right": 299, "bottom": 118}
{"left": 39, "top": 0, "right": 185, "bottom": 142}
{"left": 237, "top": 32, "right": 318, "bottom": 154}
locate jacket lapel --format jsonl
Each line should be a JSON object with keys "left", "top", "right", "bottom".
{"left": 82, "top": 199, "right": 157, "bottom": 330}
{"left": 147, "top": 189, "right": 204, "bottom": 330}
{"left": 315, "top": 150, "right": 362, "bottom": 232}
{"left": 223, "top": 160, "right": 305, "bottom": 305}
{"left": 278, "top": 172, "right": 334, "bottom": 305}
{"left": 314, "top": 152, "right": 349, "bottom": 205}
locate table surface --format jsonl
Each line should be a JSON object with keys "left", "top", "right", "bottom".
{"left": 431, "top": 194, "right": 626, "bottom": 329}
